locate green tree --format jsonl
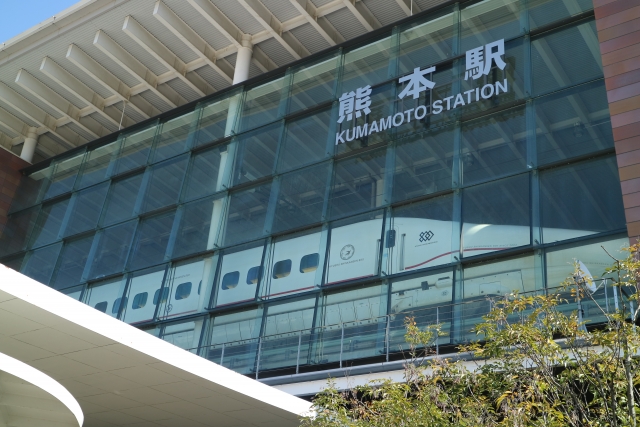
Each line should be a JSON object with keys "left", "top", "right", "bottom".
{"left": 302, "top": 244, "right": 640, "bottom": 427}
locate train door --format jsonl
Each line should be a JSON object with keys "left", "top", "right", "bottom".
{"left": 121, "top": 267, "right": 167, "bottom": 325}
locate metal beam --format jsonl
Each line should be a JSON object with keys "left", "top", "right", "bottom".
{"left": 394, "top": 0, "right": 420, "bottom": 16}
{"left": 0, "top": 107, "right": 30, "bottom": 139}
{"left": 341, "top": 0, "right": 381, "bottom": 31}
{"left": 122, "top": 15, "right": 214, "bottom": 97}
{"left": 66, "top": 44, "right": 159, "bottom": 119}
{"left": 153, "top": 1, "right": 234, "bottom": 84}
{"left": 93, "top": 30, "right": 184, "bottom": 108}
{"left": 289, "top": 0, "right": 345, "bottom": 46}
{"left": 237, "top": 0, "right": 310, "bottom": 60}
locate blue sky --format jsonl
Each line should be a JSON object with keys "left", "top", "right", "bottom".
{"left": 1, "top": 0, "right": 80, "bottom": 43}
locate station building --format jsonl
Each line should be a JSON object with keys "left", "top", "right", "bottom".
{"left": 0, "top": 0, "right": 639, "bottom": 421}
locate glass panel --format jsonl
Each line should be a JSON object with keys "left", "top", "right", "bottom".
{"left": 120, "top": 265, "right": 167, "bottom": 325}
{"left": 0, "top": 206, "right": 39, "bottom": 257}
{"left": 100, "top": 172, "right": 144, "bottom": 227}
{"left": 462, "top": 173, "right": 530, "bottom": 257}
{"left": 87, "top": 220, "right": 137, "bottom": 280}
{"left": 28, "top": 198, "right": 70, "bottom": 249}
{"left": 84, "top": 276, "right": 127, "bottom": 318}
{"left": 196, "top": 92, "right": 240, "bottom": 147}
{"left": 50, "top": 235, "right": 94, "bottom": 290}
{"left": 61, "top": 285, "right": 84, "bottom": 301}
{"left": 340, "top": 37, "right": 392, "bottom": 95}
{"left": 459, "top": 0, "right": 523, "bottom": 53}
{"left": 240, "top": 77, "right": 284, "bottom": 132}
{"left": 156, "top": 255, "right": 218, "bottom": 321}
{"left": 388, "top": 194, "right": 454, "bottom": 275}
{"left": 204, "top": 308, "right": 262, "bottom": 375}
{"left": 261, "top": 229, "right": 324, "bottom": 299}
{"left": 546, "top": 236, "right": 627, "bottom": 325}
{"left": 77, "top": 142, "right": 118, "bottom": 189}
{"left": 1, "top": 254, "right": 25, "bottom": 272}
{"left": 397, "top": 9, "right": 454, "bottom": 76}
{"left": 44, "top": 152, "right": 85, "bottom": 199}
{"left": 114, "top": 126, "right": 157, "bottom": 175}
{"left": 232, "top": 123, "right": 281, "bottom": 186}
{"left": 9, "top": 166, "right": 52, "bottom": 213}
{"left": 330, "top": 148, "right": 387, "bottom": 219}
{"left": 160, "top": 318, "right": 205, "bottom": 351}
{"left": 536, "top": 80, "right": 613, "bottom": 166}
{"left": 326, "top": 211, "right": 383, "bottom": 286}
{"left": 172, "top": 195, "right": 225, "bottom": 259}
{"left": 529, "top": 0, "right": 593, "bottom": 31}
{"left": 461, "top": 105, "right": 527, "bottom": 186}
{"left": 458, "top": 255, "right": 537, "bottom": 342}
{"left": 21, "top": 243, "right": 62, "bottom": 285}
{"left": 223, "top": 182, "right": 272, "bottom": 247}
{"left": 392, "top": 125, "right": 454, "bottom": 203}
{"left": 183, "top": 144, "right": 228, "bottom": 201}
{"left": 141, "top": 154, "right": 188, "bottom": 213}
{"left": 259, "top": 297, "right": 316, "bottom": 374}
{"left": 288, "top": 53, "right": 339, "bottom": 114}
{"left": 278, "top": 109, "right": 332, "bottom": 173}
{"left": 390, "top": 269, "right": 455, "bottom": 352}
{"left": 315, "top": 283, "right": 387, "bottom": 365}
{"left": 532, "top": 20, "right": 602, "bottom": 96}
{"left": 63, "top": 182, "right": 108, "bottom": 237}
{"left": 215, "top": 241, "right": 265, "bottom": 307}
{"left": 152, "top": 111, "right": 197, "bottom": 163}
{"left": 127, "top": 211, "right": 176, "bottom": 271}
{"left": 541, "top": 157, "right": 625, "bottom": 243}
{"left": 272, "top": 162, "right": 330, "bottom": 233}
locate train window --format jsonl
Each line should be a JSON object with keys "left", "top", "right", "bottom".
{"left": 94, "top": 301, "right": 108, "bottom": 313}
{"left": 175, "top": 282, "right": 192, "bottom": 300}
{"left": 272, "top": 260, "right": 292, "bottom": 279}
{"left": 299, "top": 253, "right": 319, "bottom": 273}
{"left": 222, "top": 272, "right": 240, "bottom": 289}
{"left": 246, "top": 266, "right": 263, "bottom": 285}
{"left": 132, "top": 292, "right": 148, "bottom": 309}
{"left": 112, "top": 297, "right": 127, "bottom": 315}
{"left": 154, "top": 288, "right": 170, "bottom": 305}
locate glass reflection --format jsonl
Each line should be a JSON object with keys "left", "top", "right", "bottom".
{"left": 84, "top": 276, "right": 127, "bottom": 318}
{"left": 160, "top": 318, "right": 205, "bottom": 351}
{"left": 121, "top": 266, "right": 167, "bottom": 325}
{"left": 215, "top": 242, "right": 265, "bottom": 307}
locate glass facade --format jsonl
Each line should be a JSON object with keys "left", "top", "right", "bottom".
{"left": 0, "top": 0, "right": 626, "bottom": 378}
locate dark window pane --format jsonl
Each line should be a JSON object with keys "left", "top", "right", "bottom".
{"left": 132, "top": 292, "right": 148, "bottom": 309}
{"left": 44, "top": 152, "right": 84, "bottom": 200}
{"left": 389, "top": 194, "right": 454, "bottom": 274}
{"left": 273, "top": 162, "right": 330, "bottom": 233}
{"left": 10, "top": 166, "right": 52, "bottom": 213}
{"left": 247, "top": 266, "right": 263, "bottom": 285}
{"left": 154, "top": 287, "right": 169, "bottom": 305}
{"left": 272, "top": 260, "right": 291, "bottom": 279}
{"left": 88, "top": 220, "right": 137, "bottom": 280}
{"left": 152, "top": 112, "right": 197, "bottom": 163}
{"left": 77, "top": 142, "right": 118, "bottom": 189}
{"left": 330, "top": 148, "right": 387, "bottom": 219}
{"left": 536, "top": 80, "right": 613, "bottom": 165}
{"left": 222, "top": 272, "right": 240, "bottom": 289}
{"left": 393, "top": 125, "right": 454, "bottom": 203}
{"left": 101, "top": 173, "right": 144, "bottom": 226}
{"left": 278, "top": 109, "right": 331, "bottom": 173}
{"left": 184, "top": 145, "right": 228, "bottom": 201}
{"left": 529, "top": 0, "right": 593, "bottom": 31}
{"left": 172, "top": 195, "right": 225, "bottom": 259}
{"left": 288, "top": 53, "right": 339, "bottom": 114}
{"left": 340, "top": 37, "right": 392, "bottom": 94}
{"left": 532, "top": 20, "right": 602, "bottom": 96}
{"left": 300, "top": 253, "right": 319, "bottom": 273}
{"left": 461, "top": 105, "right": 527, "bottom": 186}
{"left": 128, "top": 211, "right": 176, "bottom": 271}
{"left": 114, "top": 126, "right": 157, "bottom": 175}
{"left": 0, "top": 206, "right": 39, "bottom": 257}
{"left": 460, "top": 0, "right": 522, "bottom": 53}
{"left": 50, "top": 235, "right": 94, "bottom": 290}
{"left": 196, "top": 93, "right": 239, "bottom": 147}
{"left": 112, "top": 297, "right": 128, "bottom": 315}
{"left": 215, "top": 242, "right": 264, "bottom": 307}
{"left": 141, "top": 154, "right": 188, "bottom": 213}
{"left": 63, "top": 182, "right": 109, "bottom": 237}
{"left": 397, "top": 9, "right": 454, "bottom": 75}
{"left": 21, "top": 243, "right": 62, "bottom": 285}
{"left": 95, "top": 301, "right": 108, "bottom": 313}
{"left": 541, "top": 157, "right": 625, "bottom": 243}
{"left": 232, "top": 123, "right": 281, "bottom": 186}
{"left": 29, "top": 198, "right": 70, "bottom": 249}
{"left": 224, "top": 183, "right": 272, "bottom": 247}
{"left": 240, "top": 77, "right": 284, "bottom": 132}
{"left": 462, "top": 174, "right": 530, "bottom": 257}
{"left": 175, "top": 282, "right": 192, "bottom": 300}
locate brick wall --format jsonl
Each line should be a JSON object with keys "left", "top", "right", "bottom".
{"left": 595, "top": 0, "right": 640, "bottom": 239}
{"left": 0, "top": 149, "right": 29, "bottom": 236}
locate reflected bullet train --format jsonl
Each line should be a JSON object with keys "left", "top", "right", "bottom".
{"left": 89, "top": 217, "right": 604, "bottom": 330}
